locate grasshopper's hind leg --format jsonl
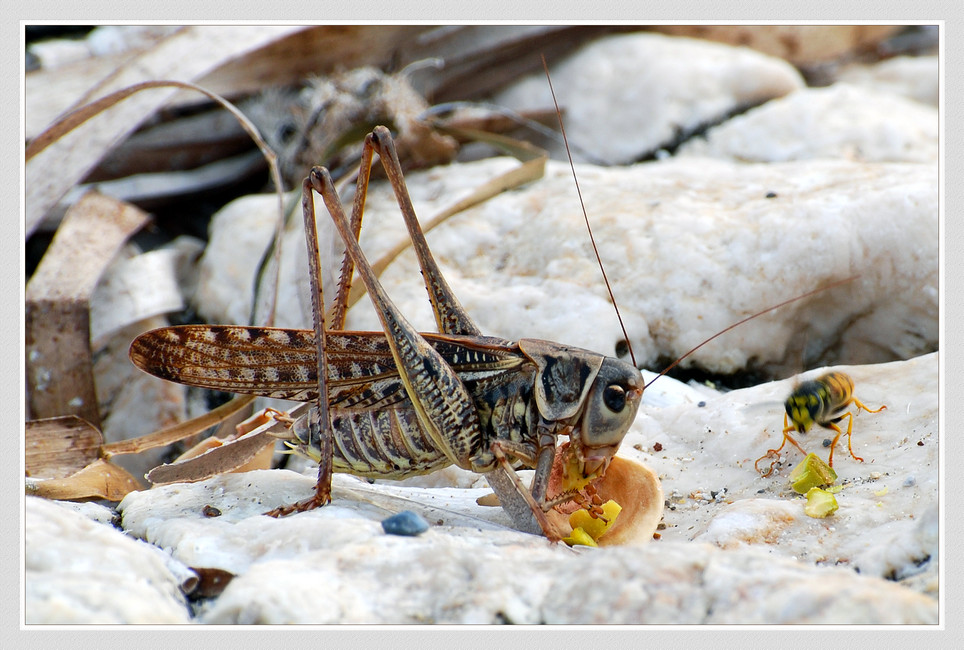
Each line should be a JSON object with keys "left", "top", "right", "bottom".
{"left": 368, "top": 126, "right": 482, "bottom": 338}
{"left": 310, "top": 164, "right": 484, "bottom": 473}
{"left": 366, "top": 127, "right": 555, "bottom": 535}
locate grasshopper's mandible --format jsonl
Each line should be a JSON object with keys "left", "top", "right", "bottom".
{"left": 130, "top": 126, "right": 644, "bottom": 540}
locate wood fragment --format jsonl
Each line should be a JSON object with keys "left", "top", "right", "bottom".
{"left": 26, "top": 192, "right": 150, "bottom": 425}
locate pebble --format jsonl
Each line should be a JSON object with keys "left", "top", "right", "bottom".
{"left": 381, "top": 510, "right": 430, "bottom": 537}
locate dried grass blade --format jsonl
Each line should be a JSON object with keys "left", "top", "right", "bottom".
{"left": 334, "top": 129, "right": 547, "bottom": 316}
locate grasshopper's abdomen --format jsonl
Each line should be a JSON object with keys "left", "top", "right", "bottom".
{"left": 289, "top": 363, "right": 543, "bottom": 479}
{"left": 289, "top": 406, "right": 451, "bottom": 479}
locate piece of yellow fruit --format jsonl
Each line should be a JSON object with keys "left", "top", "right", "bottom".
{"left": 567, "top": 500, "right": 622, "bottom": 541}
{"left": 789, "top": 453, "right": 838, "bottom": 494}
{"left": 562, "top": 527, "right": 598, "bottom": 547}
{"left": 804, "top": 487, "right": 839, "bottom": 518}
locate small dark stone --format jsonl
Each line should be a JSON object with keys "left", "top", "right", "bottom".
{"left": 765, "top": 191, "right": 778, "bottom": 199}
{"left": 381, "top": 510, "right": 430, "bottom": 536}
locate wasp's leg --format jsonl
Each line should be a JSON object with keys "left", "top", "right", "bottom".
{"left": 827, "top": 412, "right": 864, "bottom": 466}
{"left": 755, "top": 413, "right": 808, "bottom": 476}
{"left": 851, "top": 397, "right": 887, "bottom": 416}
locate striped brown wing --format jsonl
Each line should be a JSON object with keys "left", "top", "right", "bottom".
{"left": 129, "top": 325, "right": 525, "bottom": 408}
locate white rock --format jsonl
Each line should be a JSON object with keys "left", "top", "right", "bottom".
{"left": 677, "top": 83, "right": 938, "bottom": 163}
{"left": 838, "top": 55, "right": 939, "bottom": 108}
{"left": 116, "top": 465, "right": 937, "bottom": 624}
{"left": 495, "top": 32, "right": 804, "bottom": 164}
{"left": 25, "top": 497, "right": 191, "bottom": 624}
{"left": 189, "top": 537, "right": 935, "bottom": 624}
{"left": 325, "top": 157, "right": 935, "bottom": 376}
{"left": 194, "top": 190, "right": 320, "bottom": 329}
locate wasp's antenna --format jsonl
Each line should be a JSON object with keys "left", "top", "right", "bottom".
{"left": 644, "top": 275, "right": 860, "bottom": 389}
{"left": 542, "top": 54, "right": 637, "bottom": 368}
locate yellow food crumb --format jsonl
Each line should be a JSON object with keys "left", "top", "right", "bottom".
{"left": 563, "top": 500, "right": 622, "bottom": 546}
{"left": 562, "top": 527, "right": 597, "bottom": 547}
{"left": 803, "top": 487, "right": 838, "bottom": 518}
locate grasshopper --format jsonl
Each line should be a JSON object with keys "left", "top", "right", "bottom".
{"left": 130, "top": 125, "right": 644, "bottom": 540}
{"left": 130, "top": 118, "right": 856, "bottom": 539}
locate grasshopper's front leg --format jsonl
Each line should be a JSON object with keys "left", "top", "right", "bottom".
{"left": 264, "top": 175, "right": 337, "bottom": 517}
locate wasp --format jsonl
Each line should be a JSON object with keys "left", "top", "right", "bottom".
{"left": 754, "top": 371, "right": 887, "bottom": 477}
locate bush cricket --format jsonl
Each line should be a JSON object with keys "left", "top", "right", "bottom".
{"left": 130, "top": 65, "right": 858, "bottom": 540}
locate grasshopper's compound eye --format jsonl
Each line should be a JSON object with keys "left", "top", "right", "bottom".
{"left": 603, "top": 384, "right": 627, "bottom": 413}
{"left": 580, "top": 358, "right": 644, "bottom": 449}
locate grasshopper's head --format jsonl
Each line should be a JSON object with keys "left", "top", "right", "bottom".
{"left": 519, "top": 339, "right": 644, "bottom": 489}
{"left": 567, "top": 356, "right": 644, "bottom": 485}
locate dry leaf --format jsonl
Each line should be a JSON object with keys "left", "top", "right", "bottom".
{"left": 25, "top": 459, "right": 143, "bottom": 502}
{"left": 25, "top": 416, "right": 103, "bottom": 479}
{"left": 651, "top": 25, "right": 902, "bottom": 66}
{"left": 25, "top": 26, "right": 307, "bottom": 236}
{"left": 146, "top": 405, "right": 306, "bottom": 485}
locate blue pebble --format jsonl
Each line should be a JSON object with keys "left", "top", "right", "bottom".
{"left": 381, "top": 510, "right": 430, "bottom": 536}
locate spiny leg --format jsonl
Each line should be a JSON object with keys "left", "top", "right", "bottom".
{"left": 328, "top": 136, "right": 376, "bottom": 331}
{"left": 366, "top": 127, "right": 571, "bottom": 524}
{"left": 309, "top": 165, "right": 483, "bottom": 472}
{"left": 264, "top": 176, "right": 335, "bottom": 517}
{"left": 491, "top": 442, "right": 561, "bottom": 541}
{"left": 369, "top": 126, "right": 481, "bottom": 338}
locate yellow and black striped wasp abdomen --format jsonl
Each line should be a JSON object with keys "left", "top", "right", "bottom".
{"left": 784, "top": 371, "right": 855, "bottom": 434}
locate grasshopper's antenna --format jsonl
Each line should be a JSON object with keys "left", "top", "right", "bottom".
{"left": 643, "top": 275, "right": 860, "bottom": 389}
{"left": 542, "top": 55, "right": 637, "bottom": 368}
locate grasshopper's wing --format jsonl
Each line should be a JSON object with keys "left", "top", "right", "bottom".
{"left": 129, "top": 325, "right": 525, "bottom": 409}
